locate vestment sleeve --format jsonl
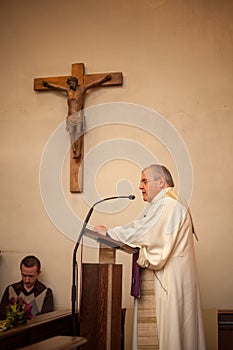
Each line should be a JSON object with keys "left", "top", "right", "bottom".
{"left": 108, "top": 196, "right": 190, "bottom": 271}
{"left": 133, "top": 198, "right": 190, "bottom": 270}
{"left": 107, "top": 195, "right": 167, "bottom": 245}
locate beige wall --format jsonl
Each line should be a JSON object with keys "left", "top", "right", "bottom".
{"left": 0, "top": 1, "right": 232, "bottom": 349}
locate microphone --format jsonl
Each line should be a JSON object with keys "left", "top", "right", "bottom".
{"left": 71, "top": 194, "right": 135, "bottom": 335}
{"left": 129, "top": 195, "right": 135, "bottom": 200}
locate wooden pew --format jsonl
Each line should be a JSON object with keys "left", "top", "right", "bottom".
{"left": 0, "top": 310, "right": 75, "bottom": 350}
{"left": 19, "top": 335, "right": 87, "bottom": 349}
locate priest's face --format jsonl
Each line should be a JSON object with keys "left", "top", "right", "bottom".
{"left": 139, "top": 170, "right": 165, "bottom": 202}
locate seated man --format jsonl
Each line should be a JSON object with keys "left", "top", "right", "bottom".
{"left": 0, "top": 255, "right": 54, "bottom": 319}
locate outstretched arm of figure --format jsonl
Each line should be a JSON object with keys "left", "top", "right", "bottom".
{"left": 84, "top": 74, "right": 112, "bottom": 91}
{"left": 42, "top": 80, "right": 68, "bottom": 91}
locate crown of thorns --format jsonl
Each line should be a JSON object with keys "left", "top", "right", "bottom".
{"left": 66, "top": 77, "right": 78, "bottom": 84}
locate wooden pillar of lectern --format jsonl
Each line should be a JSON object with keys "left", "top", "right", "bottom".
{"left": 79, "top": 230, "right": 137, "bottom": 350}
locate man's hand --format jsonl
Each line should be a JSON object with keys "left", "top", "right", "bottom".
{"left": 94, "top": 225, "right": 108, "bottom": 236}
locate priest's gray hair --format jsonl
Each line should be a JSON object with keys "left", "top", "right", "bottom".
{"left": 143, "top": 164, "right": 174, "bottom": 187}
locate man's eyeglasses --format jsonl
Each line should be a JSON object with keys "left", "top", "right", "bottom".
{"left": 139, "top": 179, "right": 157, "bottom": 185}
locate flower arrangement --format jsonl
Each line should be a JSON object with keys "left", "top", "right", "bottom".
{"left": 0, "top": 297, "right": 33, "bottom": 332}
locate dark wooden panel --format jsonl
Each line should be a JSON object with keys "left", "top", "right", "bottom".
{"left": 218, "top": 309, "right": 233, "bottom": 350}
{"left": 80, "top": 264, "right": 107, "bottom": 349}
{"left": 111, "top": 265, "right": 122, "bottom": 350}
{"left": 80, "top": 264, "right": 122, "bottom": 350}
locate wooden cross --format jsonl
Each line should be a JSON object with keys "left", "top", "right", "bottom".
{"left": 34, "top": 63, "right": 123, "bottom": 193}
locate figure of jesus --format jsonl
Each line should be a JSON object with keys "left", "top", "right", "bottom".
{"left": 43, "top": 74, "right": 111, "bottom": 158}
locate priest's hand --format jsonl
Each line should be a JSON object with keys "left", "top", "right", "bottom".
{"left": 94, "top": 225, "right": 108, "bottom": 236}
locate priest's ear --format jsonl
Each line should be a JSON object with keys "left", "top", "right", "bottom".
{"left": 158, "top": 176, "right": 166, "bottom": 189}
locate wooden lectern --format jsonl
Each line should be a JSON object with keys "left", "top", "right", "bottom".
{"left": 79, "top": 229, "right": 137, "bottom": 350}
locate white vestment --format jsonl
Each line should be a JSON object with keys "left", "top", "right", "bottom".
{"left": 108, "top": 188, "right": 206, "bottom": 350}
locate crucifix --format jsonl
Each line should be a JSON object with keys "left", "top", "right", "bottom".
{"left": 34, "top": 63, "right": 123, "bottom": 192}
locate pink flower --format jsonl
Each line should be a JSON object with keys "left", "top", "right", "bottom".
{"left": 24, "top": 303, "right": 33, "bottom": 320}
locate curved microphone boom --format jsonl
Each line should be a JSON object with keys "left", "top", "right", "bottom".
{"left": 84, "top": 194, "right": 135, "bottom": 224}
{"left": 71, "top": 194, "right": 135, "bottom": 335}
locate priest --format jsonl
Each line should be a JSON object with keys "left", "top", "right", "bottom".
{"left": 94, "top": 164, "right": 206, "bottom": 350}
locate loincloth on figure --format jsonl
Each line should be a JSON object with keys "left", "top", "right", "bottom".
{"left": 66, "top": 111, "right": 86, "bottom": 134}
{"left": 66, "top": 111, "right": 86, "bottom": 158}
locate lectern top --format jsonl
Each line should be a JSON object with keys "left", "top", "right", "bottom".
{"left": 84, "top": 228, "right": 138, "bottom": 255}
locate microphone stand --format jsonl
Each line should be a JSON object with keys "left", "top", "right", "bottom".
{"left": 71, "top": 195, "right": 134, "bottom": 336}
{"left": 71, "top": 206, "right": 93, "bottom": 336}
